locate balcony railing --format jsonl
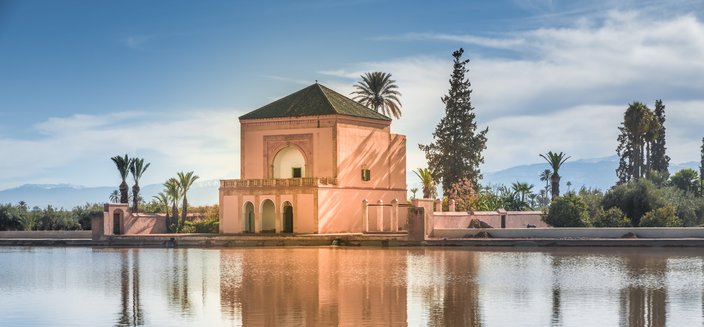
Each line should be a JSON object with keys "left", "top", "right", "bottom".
{"left": 220, "top": 177, "right": 338, "bottom": 188}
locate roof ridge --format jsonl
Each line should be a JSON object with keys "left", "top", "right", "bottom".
{"left": 316, "top": 83, "right": 340, "bottom": 115}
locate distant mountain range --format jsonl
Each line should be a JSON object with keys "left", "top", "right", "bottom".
{"left": 1, "top": 157, "right": 700, "bottom": 208}
{"left": 482, "top": 155, "right": 699, "bottom": 193}
{"left": 0, "top": 180, "right": 220, "bottom": 209}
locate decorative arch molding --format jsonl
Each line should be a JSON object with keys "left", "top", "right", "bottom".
{"left": 264, "top": 134, "right": 313, "bottom": 179}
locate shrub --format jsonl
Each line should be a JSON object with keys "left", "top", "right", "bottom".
{"left": 592, "top": 207, "right": 631, "bottom": 227}
{"left": 602, "top": 179, "right": 663, "bottom": 226}
{"left": 544, "top": 193, "right": 590, "bottom": 227}
{"left": 181, "top": 218, "right": 219, "bottom": 233}
{"left": 639, "top": 205, "right": 683, "bottom": 227}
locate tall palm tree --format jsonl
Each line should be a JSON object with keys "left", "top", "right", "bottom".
{"left": 177, "top": 171, "right": 199, "bottom": 229}
{"left": 109, "top": 190, "right": 120, "bottom": 203}
{"left": 129, "top": 157, "right": 151, "bottom": 213}
{"left": 413, "top": 167, "right": 437, "bottom": 199}
{"left": 351, "top": 71, "right": 402, "bottom": 119}
{"left": 164, "top": 178, "right": 181, "bottom": 229}
{"left": 511, "top": 181, "right": 534, "bottom": 204}
{"left": 111, "top": 154, "right": 132, "bottom": 204}
{"left": 540, "top": 151, "right": 571, "bottom": 199}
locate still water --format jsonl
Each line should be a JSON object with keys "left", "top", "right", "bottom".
{"left": 0, "top": 246, "right": 703, "bottom": 326}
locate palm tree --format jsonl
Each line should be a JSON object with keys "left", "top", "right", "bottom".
{"left": 539, "top": 169, "right": 551, "bottom": 195}
{"left": 164, "top": 178, "right": 181, "bottom": 230}
{"left": 129, "top": 157, "right": 151, "bottom": 213}
{"left": 153, "top": 192, "right": 170, "bottom": 217}
{"left": 109, "top": 190, "right": 120, "bottom": 203}
{"left": 540, "top": 151, "right": 571, "bottom": 199}
{"left": 351, "top": 71, "right": 402, "bottom": 119}
{"left": 176, "top": 171, "right": 199, "bottom": 229}
{"left": 566, "top": 181, "right": 572, "bottom": 193}
{"left": 111, "top": 154, "right": 132, "bottom": 204}
{"left": 413, "top": 168, "right": 437, "bottom": 199}
{"left": 410, "top": 187, "right": 418, "bottom": 199}
{"left": 511, "top": 181, "right": 534, "bottom": 209}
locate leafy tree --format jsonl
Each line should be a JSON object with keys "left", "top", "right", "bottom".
{"left": 539, "top": 151, "right": 570, "bottom": 199}
{"left": 544, "top": 193, "right": 590, "bottom": 227}
{"left": 670, "top": 168, "right": 699, "bottom": 194}
{"left": 659, "top": 186, "right": 704, "bottom": 226}
{"left": 650, "top": 99, "right": 670, "bottom": 174}
{"left": 511, "top": 181, "right": 534, "bottom": 209}
{"left": 419, "top": 48, "right": 488, "bottom": 195}
{"left": 177, "top": 171, "right": 199, "bottom": 230}
{"left": 153, "top": 192, "right": 170, "bottom": 218}
{"left": 109, "top": 190, "right": 120, "bottom": 203}
{"left": 111, "top": 154, "right": 132, "bottom": 204}
{"left": 616, "top": 102, "right": 659, "bottom": 183}
{"left": 602, "top": 179, "right": 663, "bottom": 226}
{"left": 129, "top": 157, "right": 151, "bottom": 213}
{"left": 0, "top": 203, "right": 23, "bottom": 230}
{"left": 577, "top": 187, "right": 604, "bottom": 220}
{"left": 639, "top": 205, "right": 682, "bottom": 227}
{"left": 592, "top": 207, "right": 631, "bottom": 227}
{"left": 409, "top": 188, "right": 418, "bottom": 199}
{"left": 351, "top": 72, "right": 402, "bottom": 119}
{"left": 413, "top": 168, "right": 437, "bottom": 199}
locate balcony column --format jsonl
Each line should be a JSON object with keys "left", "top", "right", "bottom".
{"left": 391, "top": 199, "right": 399, "bottom": 232}
{"left": 362, "top": 199, "right": 369, "bottom": 232}
{"left": 377, "top": 200, "right": 384, "bottom": 232}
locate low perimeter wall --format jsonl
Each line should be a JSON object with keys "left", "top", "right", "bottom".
{"left": 0, "top": 231, "right": 92, "bottom": 239}
{"left": 124, "top": 214, "right": 167, "bottom": 234}
{"left": 433, "top": 211, "right": 548, "bottom": 229}
{"left": 432, "top": 227, "right": 704, "bottom": 239}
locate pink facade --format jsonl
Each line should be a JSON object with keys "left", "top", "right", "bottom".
{"left": 219, "top": 84, "right": 407, "bottom": 234}
{"left": 102, "top": 203, "right": 167, "bottom": 236}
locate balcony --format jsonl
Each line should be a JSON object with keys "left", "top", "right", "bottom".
{"left": 220, "top": 177, "right": 338, "bottom": 189}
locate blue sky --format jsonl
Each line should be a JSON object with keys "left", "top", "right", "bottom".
{"left": 1, "top": 0, "right": 703, "bottom": 191}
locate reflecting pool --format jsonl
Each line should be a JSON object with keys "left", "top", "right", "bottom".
{"left": 0, "top": 246, "right": 702, "bottom": 326}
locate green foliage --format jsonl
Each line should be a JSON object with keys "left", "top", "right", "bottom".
{"left": 351, "top": 71, "right": 402, "bottom": 119}
{"left": 659, "top": 186, "right": 704, "bottom": 227}
{"left": 592, "top": 207, "right": 631, "bottom": 227}
{"left": 0, "top": 202, "right": 104, "bottom": 231}
{"left": 183, "top": 218, "right": 219, "bottom": 233}
{"left": 544, "top": 193, "right": 590, "bottom": 227}
{"left": 646, "top": 169, "right": 670, "bottom": 187}
{"left": 616, "top": 101, "right": 668, "bottom": 183}
{"left": 639, "top": 205, "right": 682, "bottom": 227}
{"left": 602, "top": 179, "right": 663, "bottom": 226}
{"left": 577, "top": 187, "right": 605, "bottom": 220}
{"left": 670, "top": 168, "right": 699, "bottom": 194}
{"left": 419, "top": 48, "right": 488, "bottom": 195}
{"left": 0, "top": 203, "right": 24, "bottom": 230}
{"left": 448, "top": 178, "right": 477, "bottom": 211}
{"left": 413, "top": 168, "right": 437, "bottom": 199}
{"left": 650, "top": 99, "right": 670, "bottom": 173}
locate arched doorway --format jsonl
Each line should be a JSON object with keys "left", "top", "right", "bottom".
{"left": 282, "top": 201, "right": 293, "bottom": 233}
{"left": 261, "top": 199, "right": 276, "bottom": 233}
{"left": 113, "top": 209, "right": 123, "bottom": 235}
{"left": 272, "top": 146, "right": 306, "bottom": 178}
{"left": 243, "top": 202, "right": 255, "bottom": 233}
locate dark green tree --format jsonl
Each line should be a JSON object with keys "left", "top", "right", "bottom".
{"left": 419, "top": 48, "right": 488, "bottom": 195}
{"left": 602, "top": 179, "right": 663, "bottom": 226}
{"left": 616, "top": 102, "right": 656, "bottom": 183}
{"left": 543, "top": 193, "right": 590, "bottom": 227}
{"left": 650, "top": 99, "right": 670, "bottom": 174}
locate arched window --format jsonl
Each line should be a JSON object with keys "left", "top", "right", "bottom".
{"left": 272, "top": 146, "right": 306, "bottom": 178}
{"left": 243, "top": 202, "right": 255, "bottom": 233}
{"left": 261, "top": 199, "right": 276, "bottom": 232}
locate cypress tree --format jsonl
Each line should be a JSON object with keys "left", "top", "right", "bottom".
{"left": 650, "top": 99, "right": 670, "bottom": 174}
{"left": 419, "top": 48, "right": 488, "bottom": 195}
{"left": 700, "top": 137, "right": 704, "bottom": 197}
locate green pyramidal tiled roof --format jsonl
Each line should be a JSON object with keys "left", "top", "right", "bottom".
{"left": 239, "top": 83, "right": 391, "bottom": 121}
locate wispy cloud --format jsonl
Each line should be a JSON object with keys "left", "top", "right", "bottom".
{"left": 371, "top": 33, "right": 525, "bottom": 49}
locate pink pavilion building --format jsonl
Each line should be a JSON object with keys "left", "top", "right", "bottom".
{"left": 219, "top": 83, "right": 407, "bottom": 234}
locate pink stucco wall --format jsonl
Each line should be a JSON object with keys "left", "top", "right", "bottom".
{"left": 123, "top": 214, "right": 168, "bottom": 234}
{"left": 220, "top": 114, "right": 407, "bottom": 234}
{"left": 432, "top": 211, "right": 549, "bottom": 229}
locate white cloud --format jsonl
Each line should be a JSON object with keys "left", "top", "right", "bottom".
{"left": 322, "top": 10, "right": 704, "bottom": 174}
{"left": 0, "top": 110, "right": 242, "bottom": 189}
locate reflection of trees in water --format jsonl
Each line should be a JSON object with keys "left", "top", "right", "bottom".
{"left": 406, "top": 249, "right": 481, "bottom": 326}
{"left": 550, "top": 256, "right": 562, "bottom": 327}
{"left": 116, "top": 250, "right": 143, "bottom": 327}
{"left": 166, "top": 249, "right": 191, "bottom": 315}
{"left": 619, "top": 254, "right": 667, "bottom": 327}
